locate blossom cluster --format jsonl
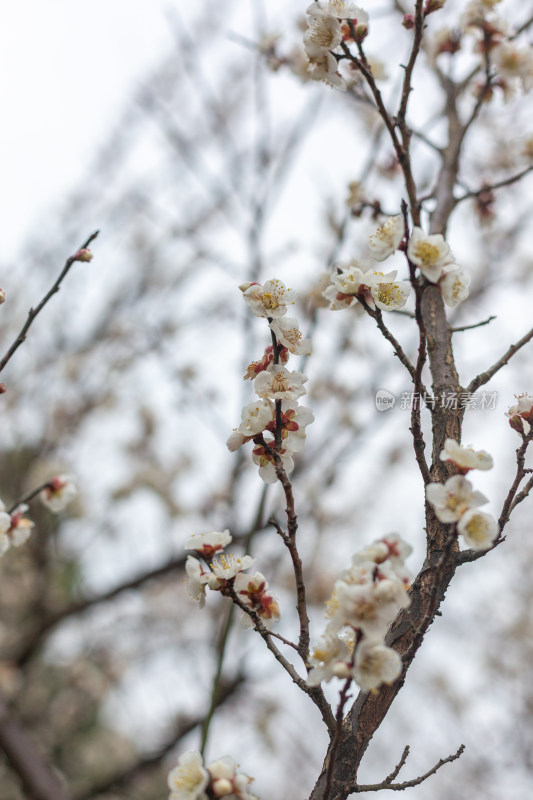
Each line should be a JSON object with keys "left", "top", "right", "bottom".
{"left": 0, "top": 502, "right": 34, "bottom": 557}
{"left": 425, "top": 439, "right": 498, "bottom": 551}
{"left": 302, "top": 1, "right": 369, "bottom": 90}
{"left": 185, "top": 530, "right": 280, "bottom": 629}
{"left": 227, "top": 279, "right": 313, "bottom": 484}
{"left": 506, "top": 393, "right": 533, "bottom": 435}
{"left": 322, "top": 216, "right": 470, "bottom": 313}
{"left": 0, "top": 475, "right": 77, "bottom": 558}
{"left": 168, "top": 750, "right": 258, "bottom": 800}
{"left": 427, "top": 2, "right": 533, "bottom": 100}
{"left": 308, "top": 534, "right": 412, "bottom": 692}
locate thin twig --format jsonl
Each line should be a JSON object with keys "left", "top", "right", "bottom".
{"left": 0, "top": 231, "right": 99, "bottom": 374}
{"left": 467, "top": 325, "right": 533, "bottom": 393}
{"left": 7, "top": 481, "right": 56, "bottom": 514}
{"left": 402, "top": 201, "right": 431, "bottom": 485}
{"left": 455, "top": 165, "right": 533, "bottom": 205}
{"left": 383, "top": 745, "right": 411, "bottom": 784}
{"left": 498, "top": 430, "right": 533, "bottom": 532}
{"left": 224, "top": 584, "right": 335, "bottom": 733}
{"left": 351, "top": 744, "right": 465, "bottom": 792}
{"left": 359, "top": 298, "right": 419, "bottom": 386}
{"left": 451, "top": 315, "right": 496, "bottom": 333}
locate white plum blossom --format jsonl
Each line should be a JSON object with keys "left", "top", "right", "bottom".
{"left": 185, "top": 556, "right": 210, "bottom": 608}
{"left": 367, "top": 215, "right": 404, "bottom": 261}
{"left": 328, "top": 565, "right": 409, "bottom": 638}
{"left": 346, "top": 180, "right": 364, "bottom": 210}
{"left": 226, "top": 400, "right": 275, "bottom": 451}
{"left": 506, "top": 393, "right": 533, "bottom": 431}
{"left": 352, "top": 641, "right": 402, "bottom": 691}
{"left": 279, "top": 403, "right": 315, "bottom": 453}
{"left": 493, "top": 42, "right": 533, "bottom": 91}
{"left": 238, "top": 399, "right": 274, "bottom": 436}
{"left": 426, "top": 475, "right": 488, "bottom": 523}
{"left": 254, "top": 364, "right": 308, "bottom": 402}
{"left": 8, "top": 505, "right": 34, "bottom": 547}
{"left": 439, "top": 266, "right": 470, "bottom": 307}
{"left": 323, "top": 265, "right": 410, "bottom": 311}
{"left": 309, "top": 1, "right": 369, "bottom": 22}
{"left": 440, "top": 439, "right": 493, "bottom": 472}
{"left": 368, "top": 270, "right": 411, "bottom": 311}
{"left": 234, "top": 571, "right": 281, "bottom": 629}
{"left": 309, "top": 536, "right": 411, "bottom": 691}
{"left": 251, "top": 444, "right": 294, "bottom": 483}
{"left": 167, "top": 750, "right": 209, "bottom": 800}
{"left": 226, "top": 431, "right": 247, "bottom": 452}
{"left": 40, "top": 475, "right": 77, "bottom": 512}
{"left": 459, "top": 0, "right": 503, "bottom": 33}
{"left": 208, "top": 553, "right": 256, "bottom": 589}
{"left": 0, "top": 501, "right": 11, "bottom": 557}
{"left": 307, "top": 49, "right": 346, "bottom": 90}
{"left": 240, "top": 279, "right": 296, "bottom": 318}
{"left": 0, "top": 500, "right": 11, "bottom": 533}
{"left": 186, "top": 530, "right": 232, "bottom": 559}
{"left": 328, "top": 261, "right": 370, "bottom": 296}
{"left": 304, "top": 12, "right": 342, "bottom": 57}
{"left": 269, "top": 317, "right": 311, "bottom": 355}
{"left": 458, "top": 508, "right": 499, "bottom": 550}
{"left": 308, "top": 632, "right": 353, "bottom": 686}
{"left": 407, "top": 227, "right": 453, "bottom": 282}
{"left": 207, "top": 756, "right": 258, "bottom": 800}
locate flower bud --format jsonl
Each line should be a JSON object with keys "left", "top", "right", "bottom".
{"left": 402, "top": 14, "right": 415, "bottom": 29}
{"left": 212, "top": 778, "right": 233, "bottom": 797}
{"left": 75, "top": 248, "right": 93, "bottom": 262}
{"left": 354, "top": 22, "right": 368, "bottom": 43}
{"left": 509, "top": 415, "right": 525, "bottom": 435}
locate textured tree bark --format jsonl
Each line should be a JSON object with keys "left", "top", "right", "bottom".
{"left": 309, "top": 287, "right": 464, "bottom": 800}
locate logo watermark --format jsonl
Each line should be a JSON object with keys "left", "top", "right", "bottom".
{"left": 375, "top": 390, "right": 498, "bottom": 412}
{"left": 375, "top": 389, "right": 396, "bottom": 412}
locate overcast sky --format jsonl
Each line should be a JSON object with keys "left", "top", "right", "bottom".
{"left": 1, "top": 1, "right": 174, "bottom": 260}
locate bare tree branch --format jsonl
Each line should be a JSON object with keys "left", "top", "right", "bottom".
{"left": 467, "top": 326, "right": 533, "bottom": 393}
{"left": 351, "top": 744, "right": 465, "bottom": 792}
{"left": 0, "top": 231, "right": 99, "bottom": 374}
{"left": 0, "top": 694, "right": 71, "bottom": 800}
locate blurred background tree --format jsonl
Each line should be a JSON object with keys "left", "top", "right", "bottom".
{"left": 1, "top": 1, "right": 533, "bottom": 798}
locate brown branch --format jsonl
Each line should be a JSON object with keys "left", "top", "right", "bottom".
{"left": 403, "top": 202, "right": 431, "bottom": 485}
{"left": 382, "top": 745, "right": 410, "bottom": 784}
{"left": 11, "top": 555, "right": 188, "bottom": 666}
{"left": 0, "top": 694, "right": 71, "bottom": 800}
{"left": 308, "top": 526, "right": 461, "bottom": 799}
{"left": 458, "top": 431, "right": 533, "bottom": 565}
{"left": 467, "top": 326, "right": 533, "bottom": 393}
{"left": 351, "top": 744, "right": 465, "bottom": 792}
{"left": 451, "top": 315, "right": 496, "bottom": 333}
{"left": 455, "top": 165, "right": 533, "bottom": 205}
{"left": 73, "top": 675, "right": 244, "bottom": 800}
{"left": 272, "top": 461, "right": 311, "bottom": 661}
{"left": 498, "top": 430, "right": 533, "bottom": 532}
{"left": 7, "top": 481, "right": 56, "bottom": 514}
{"left": 0, "top": 231, "right": 99, "bottom": 374}
{"left": 324, "top": 672, "right": 356, "bottom": 800}
{"left": 509, "top": 472, "right": 533, "bottom": 514}
{"left": 223, "top": 582, "right": 336, "bottom": 733}
{"left": 359, "top": 299, "right": 418, "bottom": 385}
{"left": 395, "top": 0, "right": 425, "bottom": 224}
